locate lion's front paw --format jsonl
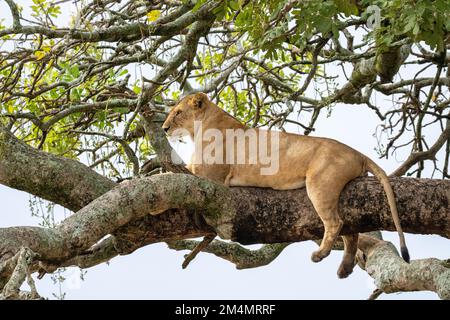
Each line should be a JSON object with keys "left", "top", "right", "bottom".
{"left": 311, "top": 250, "right": 329, "bottom": 263}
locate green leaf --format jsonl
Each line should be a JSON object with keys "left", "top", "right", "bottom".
{"left": 116, "top": 107, "right": 129, "bottom": 114}
{"left": 229, "top": 0, "right": 239, "bottom": 11}
{"left": 334, "top": 0, "right": 358, "bottom": 16}
{"left": 316, "top": 18, "right": 332, "bottom": 34}
{"left": 69, "top": 65, "right": 80, "bottom": 78}
{"left": 412, "top": 24, "right": 420, "bottom": 36}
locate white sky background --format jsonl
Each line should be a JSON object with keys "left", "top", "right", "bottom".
{"left": 0, "top": 1, "right": 448, "bottom": 300}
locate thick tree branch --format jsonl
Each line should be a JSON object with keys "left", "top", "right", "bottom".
{"left": 140, "top": 109, "right": 189, "bottom": 173}
{"left": 0, "top": 124, "right": 115, "bottom": 211}
{"left": 358, "top": 234, "right": 450, "bottom": 299}
{"left": 0, "top": 174, "right": 233, "bottom": 264}
{"left": 1, "top": 173, "right": 448, "bottom": 262}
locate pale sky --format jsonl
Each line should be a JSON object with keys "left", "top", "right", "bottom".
{"left": 0, "top": 0, "right": 448, "bottom": 300}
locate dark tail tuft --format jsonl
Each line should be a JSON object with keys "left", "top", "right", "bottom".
{"left": 401, "top": 246, "right": 410, "bottom": 263}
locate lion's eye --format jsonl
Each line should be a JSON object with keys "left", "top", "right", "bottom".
{"left": 175, "top": 110, "right": 182, "bottom": 116}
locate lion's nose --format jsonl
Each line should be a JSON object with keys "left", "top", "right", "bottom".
{"left": 163, "top": 127, "right": 169, "bottom": 132}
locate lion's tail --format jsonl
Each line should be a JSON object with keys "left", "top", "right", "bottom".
{"left": 365, "top": 157, "right": 410, "bottom": 263}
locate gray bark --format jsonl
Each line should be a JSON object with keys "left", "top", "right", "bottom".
{"left": 358, "top": 235, "right": 450, "bottom": 299}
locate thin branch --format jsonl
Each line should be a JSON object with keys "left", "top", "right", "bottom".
{"left": 391, "top": 117, "right": 450, "bottom": 177}
{"left": 167, "top": 239, "right": 292, "bottom": 269}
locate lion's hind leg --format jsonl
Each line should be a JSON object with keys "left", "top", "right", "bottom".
{"left": 338, "top": 234, "right": 359, "bottom": 278}
{"left": 305, "top": 167, "right": 354, "bottom": 264}
{"left": 306, "top": 176, "right": 343, "bottom": 263}
{"left": 306, "top": 163, "right": 361, "bottom": 277}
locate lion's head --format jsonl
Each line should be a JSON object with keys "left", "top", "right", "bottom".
{"left": 162, "top": 92, "right": 209, "bottom": 136}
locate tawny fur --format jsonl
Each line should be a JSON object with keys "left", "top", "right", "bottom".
{"left": 162, "top": 92, "right": 409, "bottom": 278}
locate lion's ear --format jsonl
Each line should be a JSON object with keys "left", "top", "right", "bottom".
{"left": 192, "top": 92, "right": 208, "bottom": 108}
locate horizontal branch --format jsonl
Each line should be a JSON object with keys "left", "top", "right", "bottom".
{"left": 0, "top": 1, "right": 219, "bottom": 42}
{"left": 105, "top": 175, "right": 450, "bottom": 255}
{"left": 3, "top": 172, "right": 448, "bottom": 261}
{"left": 228, "top": 177, "right": 450, "bottom": 243}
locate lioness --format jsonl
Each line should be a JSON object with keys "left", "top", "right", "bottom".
{"left": 162, "top": 92, "right": 409, "bottom": 278}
